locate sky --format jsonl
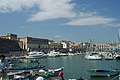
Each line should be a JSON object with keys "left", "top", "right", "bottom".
{"left": 0, "top": 0, "right": 120, "bottom": 44}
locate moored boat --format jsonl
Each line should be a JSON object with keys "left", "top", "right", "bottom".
{"left": 26, "top": 51, "right": 48, "bottom": 59}
{"left": 8, "top": 67, "right": 64, "bottom": 80}
{"left": 115, "top": 53, "right": 120, "bottom": 59}
{"left": 100, "top": 52, "right": 115, "bottom": 60}
{"left": 85, "top": 52, "right": 102, "bottom": 60}
{"left": 9, "top": 65, "right": 45, "bottom": 72}
{"left": 47, "top": 50, "right": 60, "bottom": 57}
{"left": 88, "top": 69, "right": 119, "bottom": 77}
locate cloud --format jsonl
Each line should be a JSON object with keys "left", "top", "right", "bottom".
{"left": 106, "top": 23, "right": 120, "bottom": 27}
{"left": 28, "top": 0, "right": 76, "bottom": 21}
{"left": 0, "top": 0, "right": 76, "bottom": 21}
{"left": 0, "top": 0, "right": 37, "bottom": 12}
{"left": 78, "top": 11, "right": 98, "bottom": 17}
{"left": 0, "top": 0, "right": 119, "bottom": 27}
{"left": 65, "top": 16, "right": 117, "bottom": 26}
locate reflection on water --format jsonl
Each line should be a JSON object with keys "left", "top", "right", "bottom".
{"left": 12, "top": 55, "right": 120, "bottom": 80}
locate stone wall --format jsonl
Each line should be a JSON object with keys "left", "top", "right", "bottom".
{"left": 0, "top": 38, "right": 22, "bottom": 53}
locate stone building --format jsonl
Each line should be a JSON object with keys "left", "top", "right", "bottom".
{"left": 48, "top": 41, "right": 62, "bottom": 50}
{"left": 0, "top": 38, "right": 21, "bottom": 55}
{"left": 19, "top": 37, "right": 49, "bottom": 52}
{"left": 1, "top": 33, "right": 17, "bottom": 41}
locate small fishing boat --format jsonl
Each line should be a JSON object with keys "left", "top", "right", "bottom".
{"left": 69, "top": 77, "right": 85, "bottom": 80}
{"left": 9, "top": 65, "right": 45, "bottom": 72}
{"left": 48, "top": 67, "right": 64, "bottom": 77}
{"left": 88, "top": 69, "right": 119, "bottom": 77}
{"left": 8, "top": 67, "right": 64, "bottom": 80}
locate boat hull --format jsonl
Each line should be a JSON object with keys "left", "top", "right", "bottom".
{"left": 85, "top": 55, "right": 102, "bottom": 60}
{"left": 9, "top": 65, "right": 45, "bottom": 72}
{"left": 88, "top": 69, "right": 119, "bottom": 77}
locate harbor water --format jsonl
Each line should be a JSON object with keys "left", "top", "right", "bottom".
{"left": 12, "top": 54, "right": 120, "bottom": 80}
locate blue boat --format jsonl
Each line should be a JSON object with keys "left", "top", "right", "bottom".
{"left": 88, "top": 69, "right": 119, "bottom": 77}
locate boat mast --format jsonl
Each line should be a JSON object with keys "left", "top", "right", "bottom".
{"left": 118, "top": 27, "right": 120, "bottom": 46}
{"left": 89, "top": 36, "right": 94, "bottom": 52}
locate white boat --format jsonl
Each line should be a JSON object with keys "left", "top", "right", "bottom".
{"left": 68, "top": 53, "right": 75, "bottom": 56}
{"left": 85, "top": 52, "right": 102, "bottom": 60}
{"left": 26, "top": 51, "right": 47, "bottom": 59}
{"left": 115, "top": 53, "right": 120, "bottom": 59}
{"left": 100, "top": 52, "right": 115, "bottom": 60}
{"left": 59, "top": 53, "right": 68, "bottom": 56}
{"left": 47, "top": 50, "right": 60, "bottom": 57}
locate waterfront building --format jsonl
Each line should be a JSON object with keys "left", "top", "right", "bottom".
{"left": 59, "top": 41, "right": 73, "bottom": 53}
{"left": 19, "top": 37, "right": 49, "bottom": 52}
{"left": 0, "top": 38, "right": 21, "bottom": 55}
{"left": 59, "top": 41, "right": 88, "bottom": 53}
{"left": 48, "top": 41, "right": 63, "bottom": 50}
{"left": 0, "top": 33, "right": 91, "bottom": 54}
{"left": 61, "top": 42, "right": 68, "bottom": 49}
{"left": 48, "top": 41, "right": 71, "bottom": 53}
{"left": 0, "top": 33, "right": 17, "bottom": 41}
{"left": 67, "top": 42, "right": 90, "bottom": 53}
{"left": 95, "top": 44, "right": 111, "bottom": 52}
{"left": 67, "top": 41, "right": 79, "bottom": 52}
{"left": 79, "top": 42, "right": 90, "bottom": 52}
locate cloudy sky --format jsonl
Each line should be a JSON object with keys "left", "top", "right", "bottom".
{"left": 0, "top": 0, "right": 120, "bottom": 43}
